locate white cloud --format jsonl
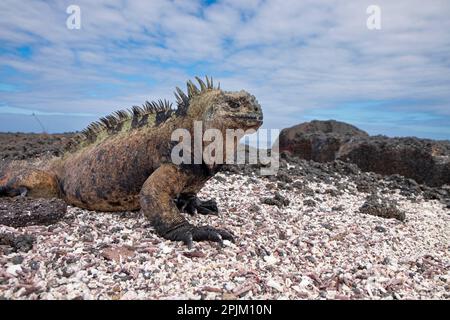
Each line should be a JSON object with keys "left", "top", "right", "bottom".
{"left": 0, "top": 0, "right": 449, "bottom": 137}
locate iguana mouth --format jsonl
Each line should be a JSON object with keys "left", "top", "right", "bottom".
{"left": 231, "top": 114, "right": 263, "bottom": 124}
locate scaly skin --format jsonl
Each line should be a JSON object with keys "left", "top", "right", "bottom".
{"left": 0, "top": 77, "right": 263, "bottom": 247}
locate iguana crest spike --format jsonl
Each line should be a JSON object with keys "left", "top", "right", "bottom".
{"left": 195, "top": 76, "right": 207, "bottom": 91}
{"left": 69, "top": 76, "right": 222, "bottom": 149}
{"left": 187, "top": 80, "right": 200, "bottom": 98}
{"left": 174, "top": 76, "right": 219, "bottom": 116}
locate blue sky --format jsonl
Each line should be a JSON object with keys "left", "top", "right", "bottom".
{"left": 0, "top": 0, "right": 449, "bottom": 140}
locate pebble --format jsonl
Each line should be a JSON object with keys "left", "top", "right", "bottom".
{"left": 266, "top": 279, "right": 283, "bottom": 292}
{"left": 263, "top": 255, "right": 278, "bottom": 265}
{"left": 6, "top": 265, "right": 22, "bottom": 276}
{"left": 160, "top": 245, "right": 172, "bottom": 254}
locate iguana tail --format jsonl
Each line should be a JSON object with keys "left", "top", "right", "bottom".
{"left": 0, "top": 185, "right": 8, "bottom": 196}
{"left": 0, "top": 163, "right": 59, "bottom": 198}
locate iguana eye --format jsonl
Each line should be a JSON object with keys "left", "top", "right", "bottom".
{"left": 229, "top": 101, "right": 240, "bottom": 109}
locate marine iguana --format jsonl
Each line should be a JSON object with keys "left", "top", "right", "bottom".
{"left": 0, "top": 77, "right": 263, "bottom": 247}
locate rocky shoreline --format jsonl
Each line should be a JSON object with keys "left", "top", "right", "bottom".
{"left": 0, "top": 153, "right": 448, "bottom": 299}
{"left": 0, "top": 128, "right": 449, "bottom": 300}
{"left": 278, "top": 120, "right": 450, "bottom": 187}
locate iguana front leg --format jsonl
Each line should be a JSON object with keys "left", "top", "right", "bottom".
{"left": 140, "top": 164, "right": 234, "bottom": 248}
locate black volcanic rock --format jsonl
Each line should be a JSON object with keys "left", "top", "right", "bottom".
{"left": 223, "top": 151, "right": 449, "bottom": 210}
{"left": 359, "top": 194, "right": 406, "bottom": 221}
{"left": 277, "top": 120, "right": 369, "bottom": 162}
{"left": 277, "top": 120, "right": 450, "bottom": 187}
{"left": 0, "top": 232, "right": 36, "bottom": 253}
{"left": 0, "top": 197, "right": 67, "bottom": 227}
{"left": 0, "top": 132, "right": 75, "bottom": 161}
{"left": 337, "top": 135, "right": 450, "bottom": 187}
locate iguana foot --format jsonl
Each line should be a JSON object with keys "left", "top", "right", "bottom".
{"left": 175, "top": 194, "right": 219, "bottom": 215}
{"left": 165, "top": 223, "right": 234, "bottom": 249}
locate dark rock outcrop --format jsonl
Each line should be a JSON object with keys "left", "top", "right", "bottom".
{"left": 223, "top": 151, "right": 450, "bottom": 209}
{"left": 0, "top": 132, "right": 75, "bottom": 161}
{"left": 359, "top": 194, "right": 406, "bottom": 221}
{"left": 278, "top": 120, "right": 450, "bottom": 187}
{"left": 0, "top": 232, "right": 36, "bottom": 252}
{"left": 260, "top": 192, "right": 290, "bottom": 208}
{"left": 337, "top": 136, "right": 450, "bottom": 187}
{"left": 277, "top": 120, "right": 369, "bottom": 162}
{"left": 0, "top": 197, "right": 67, "bottom": 227}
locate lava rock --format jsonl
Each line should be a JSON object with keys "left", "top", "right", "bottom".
{"left": 359, "top": 194, "right": 406, "bottom": 221}
{"left": 0, "top": 197, "right": 67, "bottom": 227}
{"left": 0, "top": 232, "right": 36, "bottom": 252}
{"left": 0, "top": 132, "right": 74, "bottom": 161}
{"left": 303, "top": 199, "right": 317, "bottom": 207}
{"left": 261, "top": 192, "right": 290, "bottom": 208}
{"left": 248, "top": 204, "right": 261, "bottom": 213}
{"left": 332, "top": 205, "right": 344, "bottom": 211}
{"left": 277, "top": 120, "right": 450, "bottom": 187}
{"left": 277, "top": 120, "right": 368, "bottom": 162}
{"left": 338, "top": 136, "right": 450, "bottom": 187}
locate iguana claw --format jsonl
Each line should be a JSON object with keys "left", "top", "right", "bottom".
{"left": 164, "top": 223, "right": 234, "bottom": 248}
{"left": 175, "top": 194, "right": 219, "bottom": 215}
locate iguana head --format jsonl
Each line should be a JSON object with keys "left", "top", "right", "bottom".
{"left": 175, "top": 76, "right": 263, "bottom": 134}
{"left": 204, "top": 89, "right": 263, "bottom": 132}
{"left": 174, "top": 76, "right": 263, "bottom": 167}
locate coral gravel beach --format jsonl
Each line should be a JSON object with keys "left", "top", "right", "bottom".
{"left": 0, "top": 130, "right": 449, "bottom": 300}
